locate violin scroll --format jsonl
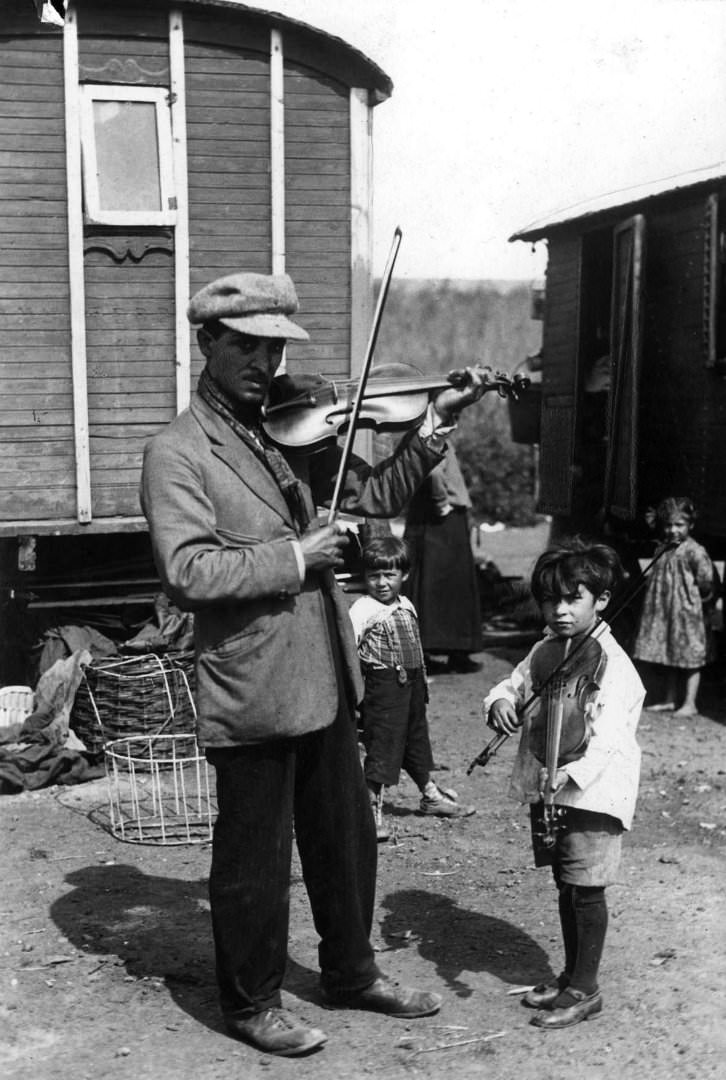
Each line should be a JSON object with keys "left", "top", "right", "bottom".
{"left": 446, "top": 366, "right": 530, "bottom": 401}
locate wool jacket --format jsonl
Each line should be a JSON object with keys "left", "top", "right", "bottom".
{"left": 141, "top": 392, "right": 443, "bottom": 746}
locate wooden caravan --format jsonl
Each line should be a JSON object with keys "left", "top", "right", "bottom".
{"left": 0, "top": 0, "right": 391, "bottom": 668}
{"left": 511, "top": 164, "right": 726, "bottom": 553}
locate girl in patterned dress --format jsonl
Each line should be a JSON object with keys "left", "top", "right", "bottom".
{"left": 632, "top": 497, "right": 718, "bottom": 716}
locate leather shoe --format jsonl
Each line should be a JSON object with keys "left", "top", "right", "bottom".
{"left": 320, "top": 975, "right": 441, "bottom": 1018}
{"left": 530, "top": 987, "right": 602, "bottom": 1029}
{"left": 419, "top": 785, "right": 476, "bottom": 818}
{"left": 225, "top": 1008, "right": 327, "bottom": 1056}
{"left": 522, "top": 980, "right": 567, "bottom": 1009}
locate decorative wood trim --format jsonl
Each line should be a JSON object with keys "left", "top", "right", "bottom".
{"left": 169, "top": 8, "right": 191, "bottom": 412}
{"left": 64, "top": 3, "right": 92, "bottom": 524}
{"left": 79, "top": 56, "right": 170, "bottom": 85}
{"left": 270, "top": 28, "right": 287, "bottom": 372}
{"left": 83, "top": 230, "right": 174, "bottom": 262}
{"left": 350, "top": 87, "right": 373, "bottom": 379}
{"left": 270, "top": 28, "right": 285, "bottom": 275}
{"left": 350, "top": 88, "right": 374, "bottom": 460}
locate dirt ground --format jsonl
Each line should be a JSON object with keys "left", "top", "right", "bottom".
{"left": 2, "top": 532, "right": 725, "bottom": 1079}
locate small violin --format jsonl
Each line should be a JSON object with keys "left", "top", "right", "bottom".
{"left": 528, "top": 634, "right": 606, "bottom": 767}
{"left": 262, "top": 362, "right": 529, "bottom": 453}
{"left": 528, "top": 632, "right": 607, "bottom": 852}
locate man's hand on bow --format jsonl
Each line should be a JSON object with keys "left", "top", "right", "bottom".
{"left": 299, "top": 522, "right": 349, "bottom": 571}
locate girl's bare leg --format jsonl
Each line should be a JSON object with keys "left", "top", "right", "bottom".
{"left": 673, "top": 669, "right": 700, "bottom": 716}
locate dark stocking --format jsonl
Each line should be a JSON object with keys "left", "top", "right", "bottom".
{"left": 557, "top": 882, "right": 578, "bottom": 982}
{"left": 570, "top": 885, "right": 607, "bottom": 993}
{"left": 559, "top": 885, "right": 607, "bottom": 1000}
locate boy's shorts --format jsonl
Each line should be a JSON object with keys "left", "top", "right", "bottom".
{"left": 529, "top": 803, "right": 623, "bottom": 887}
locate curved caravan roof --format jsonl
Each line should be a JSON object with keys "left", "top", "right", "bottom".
{"left": 185, "top": 1, "right": 392, "bottom": 98}
{"left": 511, "top": 160, "right": 726, "bottom": 242}
{"left": 37, "top": 0, "right": 393, "bottom": 100}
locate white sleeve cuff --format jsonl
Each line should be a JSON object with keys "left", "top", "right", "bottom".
{"left": 419, "top": 401, "right": 457, "bottom": 446}
{"left": 291, "top": 540, "right": 306, "bottom": 583}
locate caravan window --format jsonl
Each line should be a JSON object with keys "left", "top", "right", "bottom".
{"left": 80, "top": 86, "right": 176, "bottom": 226}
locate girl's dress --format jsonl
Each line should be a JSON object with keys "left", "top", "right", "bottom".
{"left": 632, "top": 538, "right": 717, "bottom": 668}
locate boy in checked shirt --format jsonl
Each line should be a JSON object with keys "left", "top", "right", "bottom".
{"left": 349, "top": 536, "right": 475, "bottom": 842}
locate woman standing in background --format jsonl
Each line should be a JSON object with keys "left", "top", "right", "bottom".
{"left": 404, "top": 443, "right": 483, "bottom": 673}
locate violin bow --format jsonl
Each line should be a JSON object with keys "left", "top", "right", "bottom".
{"left": 466, "top": 539, "right": 676, "bottom": 775}
{"left": 327, "top": 226, "right": 403, "bottom": 525}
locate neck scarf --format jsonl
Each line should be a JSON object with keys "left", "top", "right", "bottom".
{"left": 197, "top": 365, "right": 311, "bottom": 534}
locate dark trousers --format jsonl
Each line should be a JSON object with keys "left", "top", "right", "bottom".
{"left": 206, "top": 698, "right": 379, "bottom": 1019}
{"left": 360, "top": 666, "right": 433, "bottom": 789}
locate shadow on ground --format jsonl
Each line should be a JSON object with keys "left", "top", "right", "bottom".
{"left": 378, "top": 887, "right": 552, "bottom": 998}
{"left": 50, "top": 864, "right": 223, "bottom": 1033}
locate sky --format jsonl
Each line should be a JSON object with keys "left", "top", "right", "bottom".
{"left": 242, "top": 1, "right": 726, "bottom": 280}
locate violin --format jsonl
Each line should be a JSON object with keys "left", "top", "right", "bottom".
{"left": 262, "top": 362, "right": 530, "bottom": 453}
{"left": 528, "top": 634, "right": 606, "bottom": 766}
{"left": 528, "top": 633, "right": 607, "bottom": 852}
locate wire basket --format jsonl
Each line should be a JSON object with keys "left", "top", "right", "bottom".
{"left": 104, "top": 733, "right": 216, "bottom": 845}
{"left": 71, "top": 653, "right": 196, "bottom": 756}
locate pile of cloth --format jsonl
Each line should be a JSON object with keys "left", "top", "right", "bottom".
{"left": 0, "top": 597, "right": 193, "bottom": 794}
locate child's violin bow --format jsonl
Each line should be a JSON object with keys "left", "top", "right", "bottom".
{"left": 466, "top": 539, "right": 677, "bottom": 775}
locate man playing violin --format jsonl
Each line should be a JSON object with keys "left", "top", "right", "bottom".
{"left": 141, "top": 271, "right": 488, "bottom": 1058}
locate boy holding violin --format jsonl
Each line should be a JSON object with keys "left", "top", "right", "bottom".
{"left": 483, "top": 539, "right": 644, "bottom": 1030}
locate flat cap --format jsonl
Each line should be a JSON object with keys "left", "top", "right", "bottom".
{"left": 187, "top": 272, "right": 309, "bottom": 341}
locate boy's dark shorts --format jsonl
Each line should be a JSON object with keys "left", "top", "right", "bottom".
{"left": 529, "top": 803, "right": 624, "bottom": 886}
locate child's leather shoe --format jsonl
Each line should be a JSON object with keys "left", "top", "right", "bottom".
{"left": 522, "top": 980, "right": 567, "bottom": 1009}
{"left": 419, "top": 785, "right": 475, "bottom": 818}
{"left": 530, "top": 987, "right": 602, "bottom": 1029}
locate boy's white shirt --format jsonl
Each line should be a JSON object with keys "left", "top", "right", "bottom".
{"left": 349, "top": 593, "right": 418, "bottom": 648}
{"left": 482, "top": 621, "right": 644, "bottom": 829}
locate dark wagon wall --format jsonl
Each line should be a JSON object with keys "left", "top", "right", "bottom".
{"left": 0, "top": 14, "right": 72, "bottom": 522}
{"left": 638, "top": 196, "right": 726, "bottom": 540}
{"left": 522, "top": 178, "right": 726, "bottom": 548}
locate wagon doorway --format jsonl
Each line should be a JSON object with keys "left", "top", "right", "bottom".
{"left": 574, "top": 226, "right": 613, "bottom": 528}
{"left": 576, "top": 215, "right": 645, "bottom": 527}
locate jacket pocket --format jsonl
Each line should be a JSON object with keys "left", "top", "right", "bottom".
{"left": 209, "top": 621, "right": 267, "bottom": 659}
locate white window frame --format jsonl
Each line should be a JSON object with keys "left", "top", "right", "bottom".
{"left": 79, "top": 84, "right": 176, "bottom": 226}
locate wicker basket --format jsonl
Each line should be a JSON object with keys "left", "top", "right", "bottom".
{"left": 71, "top": 652, "right": 196, "bottom": 756}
